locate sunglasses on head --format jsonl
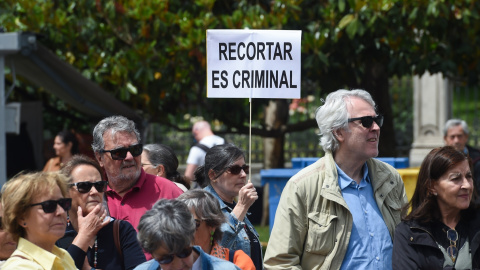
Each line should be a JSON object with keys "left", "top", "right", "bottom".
{"left": 227, "top": 164, "right": 249, "bottom": 175}
{"left": 69, "top": 181, "right": 108, "bottom": 194}
{"left": 348, "top": 115, "right": 384, "bottom": 128}
{"left": 29, "top": 198, "right": 72, "bottom": 213}
{"left": 100, "top": 143, "right": 143, "bottom": 160}
{"left": 156, "top": 246, "right": 193, "bottom": 264}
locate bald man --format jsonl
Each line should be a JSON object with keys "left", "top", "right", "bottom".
{"left": 184, "top": 121, "right": 224, "bottom": 184}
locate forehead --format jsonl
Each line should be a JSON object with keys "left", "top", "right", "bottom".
{"left": 71, "top": 165, "right": 101, "bottom": 180}
{"left": 346, "top": 97, "right": 375, "bottom": 116}
{"left": 447, "top": 125, "right": 465, "bottom": 136}
{"left": 152, "top": 244, "right": 171, "bottom": 258}
{"left": 103, "top": 130, "right": 138, "bottom": 148}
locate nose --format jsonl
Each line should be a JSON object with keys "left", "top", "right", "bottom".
{"left": 462, "top": 176, "right": 473, "bottom": 190}
{"left": 124, "top": 150, "right": 134, "bottom": 161}
{"left": 55, "top": 203, "right": 66, "bottom": 215}
{"left": 169, "top": 256, "right": 184, "bottom": 269}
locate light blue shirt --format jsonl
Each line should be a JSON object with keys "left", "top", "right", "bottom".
{"left": 336, "top": 163, "right": 393, "bottom": 270}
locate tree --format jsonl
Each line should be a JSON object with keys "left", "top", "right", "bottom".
{"left": 2, "top": 0, "right": 480, "bottom": 165}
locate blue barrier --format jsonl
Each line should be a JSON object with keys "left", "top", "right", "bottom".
{"left": 260, "top": 168, "right": 302, "bottom": 233}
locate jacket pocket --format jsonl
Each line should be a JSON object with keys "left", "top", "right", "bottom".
{"left": 384, "top": 195, "right": 403, "bottom": 223}
{"left": 304, "top": 212, "right": 337, "bottom": 255}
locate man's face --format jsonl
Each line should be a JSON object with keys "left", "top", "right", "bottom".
{"left": 95, "top": 130, "right": 142, "bottom": 192}
{"left": 445, "top": 125, "right": 468, "bottom": 151}
{"left": 336, "top": 97, "right": 380, "bottom": 163}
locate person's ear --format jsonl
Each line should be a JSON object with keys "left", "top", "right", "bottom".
{"left": 95, "top": 152, "right": 105, "bottom": 167}
{"left": 429, "top": 181, "right": 438, "bottom": 196}
{"left": 18, "top": 216, "right": 27, "bottom": 228}
{"left": 208, "top": 169, "right": 217, "bottom": 182}
{"left": 157, "top": 165, "right": 166, "bottom": 177}
{"left": 334, "top": 129, "right": 345, "bottom": 143}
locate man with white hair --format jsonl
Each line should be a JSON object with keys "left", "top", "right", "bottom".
{"left": 444, "top": 118, "right": 480, "bottom": 203}
{"left": 184, "top": 120, "right": 224, "bottom": 184}
{"left": 264, "top": 89, "right": 408, "bottom": 269}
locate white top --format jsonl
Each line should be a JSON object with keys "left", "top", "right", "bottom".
{"left": 186, "top": 135, "right": 225, "bottom": 166}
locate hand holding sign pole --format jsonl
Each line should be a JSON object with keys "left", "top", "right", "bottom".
{"left": 206, "top": 29, "right": 301, "bottom": 183}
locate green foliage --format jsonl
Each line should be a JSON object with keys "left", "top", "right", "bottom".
{"left": 2, "top": 0, "right": 480, "bottom": 143}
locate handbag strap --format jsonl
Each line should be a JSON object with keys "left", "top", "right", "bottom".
{"left": 113, "top": 219, "right": 124, "bottom": 269}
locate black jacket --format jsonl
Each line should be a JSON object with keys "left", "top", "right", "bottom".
{"left": 393, "top": 216, "right": 480, "bottom": 270}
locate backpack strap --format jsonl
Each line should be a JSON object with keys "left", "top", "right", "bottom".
{"left": 228, "top": 249, "right": 235, "bottom": 263}
{"left": 194, "top": 143, "right": 210, "bottom": 153}
{"left": 113, "top": 219, "right": 124, "bottom": 270}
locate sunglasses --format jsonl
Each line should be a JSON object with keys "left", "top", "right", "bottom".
{"left": 227, "top": 164, "right": 249, "bottom": 175}
{"left": 348, "top": 115, "right": 384, "bottom": 128}
{"left": 156, "top": 246, "right": 193, "bottom": 264}
{"left": 100, "top": 143, "right": 143, "bottom": 160}
{"left": 0, "top": 217, "right": 3, "bottom": 230}
{"left": 69, "top": 181, "right": 108, "bottom": 194}
{"left": 446, "top": 228, "right": 458, "bottom": 262}
{"left": 29, "top": 198, "right": 72, "bottom": 213}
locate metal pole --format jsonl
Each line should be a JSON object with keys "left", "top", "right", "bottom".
{"left": 0, "top": 55, "right": 6, "bottom": 187}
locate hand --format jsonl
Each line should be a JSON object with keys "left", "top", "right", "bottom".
{"left": 72, "top": 204, "right": 110, "bottom": 252}
{"left": 237, "top": 182, "right": 258, "bottom": 210}
{"left": 77, "top": 204, "right": 110, "bottom": 238}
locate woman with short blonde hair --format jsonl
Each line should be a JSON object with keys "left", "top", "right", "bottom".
{"left": 1, "top": 172, "right": 76, "bottom": 269}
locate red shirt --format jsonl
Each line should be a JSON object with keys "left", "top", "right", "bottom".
{"left": 106, "top": 169, "right": 183, "bottom": 231}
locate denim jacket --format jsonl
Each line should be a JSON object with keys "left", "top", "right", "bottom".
{"left": 133, "top": 246, "right": 240, "bottom": 270}
{"left": 204, "top": 185, "right": 262, "bottom": 260}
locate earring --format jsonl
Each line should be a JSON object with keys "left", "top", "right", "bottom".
{"left": 23, "top": 222, "right": 26, "bottom": 226}
{"left": 67, "top": 213, "right": 70, "bottom": 227}
{"left": 210, "top": 230, "right": 215, "bottom": 247}
{"left": 433, "top": 192, "right": 438, "bottom": 196}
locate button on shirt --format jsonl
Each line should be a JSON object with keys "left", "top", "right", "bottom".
{"left": 336, "top": 163, "right": 393, "bottom": 270}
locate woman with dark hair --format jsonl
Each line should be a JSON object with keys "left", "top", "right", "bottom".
{"left": 393, "top": 146, "right": 480, "bottom": 269}
{"left": 141, "top": 144, "right": 189, "bottom": 191}
{"left": 43, "top": 130, "right": 79, "bottom": 172}
{"left": 195, "top": 144, "right": 262, "bottom": 270}
{"left": 178, "top": 190, "right": 255, "bottom": 270}
{"left": 58, "top": 155, "right": 146, "bottom": 270}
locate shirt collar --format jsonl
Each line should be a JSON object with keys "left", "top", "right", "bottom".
{"left": 18, "top": 237, "right": 66, "bottom": 270}
{"left": 336, "top": 162, "right": 370, "bottom": 190}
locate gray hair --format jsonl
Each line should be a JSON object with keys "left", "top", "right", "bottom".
{"left": 177, "top": 190, "right": 226, "bottom": 242}
{"left": 137, "top": 199, "right": 195, "bottom": 254}
{"left": 444, "top": 119, "right": 469, "bottom": 137}
{"left": 193, "top": 144, "right": 244, "bottom": 188}
{"left": 315, "top": 89, "right": 376, "bottom": 152}
{"left": 91, "top": 116, "right": 141, "bottom": 153}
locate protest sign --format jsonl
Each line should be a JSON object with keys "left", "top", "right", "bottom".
{"left": 207, "top": 29, "right": 301, "bottom": 99}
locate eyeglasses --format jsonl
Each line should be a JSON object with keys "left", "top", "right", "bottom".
{"left": 69, "top": 181, "right": 108, "bottom": 194}
{"left": 100, "top": 143, "right": 143, "bottom": 160}
{"left": 0, "top": 217, "right": 3, "bottom": 230}
{"left": 29, "top": 198, "right": 72, "bottom": 213}
{"left": 446, "top": 228, "right": 458, "bottom": 262}
{"left": 227, "top": 164, "right": 249, "bottom": 175}
{"left": 348, "top": 115, "right": 384, "bottom": 128}
{"left": 156, "top": 246, "right": 193, "bottom": 264}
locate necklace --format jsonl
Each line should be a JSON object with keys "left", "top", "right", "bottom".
{"left": 94, "top": 238, "right": 98, "bottom": 268}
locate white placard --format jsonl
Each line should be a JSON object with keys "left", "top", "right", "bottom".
{"left": 207, "top": 29, "right": 301, "bottom": 99}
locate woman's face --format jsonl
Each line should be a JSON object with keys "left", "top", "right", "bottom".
{"left": 21, "top": 185, "right": 68, "bottom": 249}
{"left": 141, "top": 152, "right": 159, "bottom": 176}
{"left": 0, "top": 204, "right": 16, "bottom": 260}
{"left": 152, "top": 244, "right": 195, "bottom": 270}
{"left": 432, "top": 160, "right": 473, "bottom": 214}
{"left": 69, "top": 165, "right": 104, "bottom": 216}
{"left": 211, "top": 157, "right": 247, "bottom": 202}
{"left": 190, "top": 209, "right": 216, "bottom": 250}
{"left": 53, "top": 136, "right": 72, "bottom": 157}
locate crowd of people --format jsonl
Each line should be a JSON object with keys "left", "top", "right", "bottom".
{"left": 1, "top": 88, "right": 480, "bottom": 269}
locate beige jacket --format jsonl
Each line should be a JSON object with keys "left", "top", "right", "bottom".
{"left": 264, "top": 151, "right": 408, "bottom": 270}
